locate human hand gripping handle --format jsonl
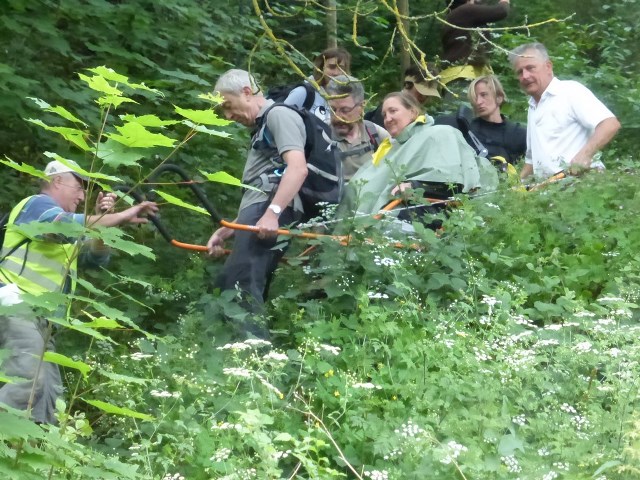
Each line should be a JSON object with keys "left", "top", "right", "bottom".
{"left": 255, "top": 208, "right": 280, "bottom": 239}
{"left": 207, "top": 226, "right": 234, "bottom": 257}
{"left": 120, "top": 201, "right": 159, "bottom": 224}
{"left": 95, "top": 191, "right": 118, "bottom": 213}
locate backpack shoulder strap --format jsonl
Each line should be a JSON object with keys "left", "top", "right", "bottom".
{"left": 300, "top": 82, "right": 317, "bottom": 111}
{"left": 363, "top": 120, "right": 380, "bottom": 151}
{"left": 254, "top": 102, "right": 313, "bottom": 157}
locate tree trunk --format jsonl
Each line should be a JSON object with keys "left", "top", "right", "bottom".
{"left": 398, "top": 0, "right": 410, "bottom": 77}
{"left": 326, "top": 0, "right": 337, "bottom": 48}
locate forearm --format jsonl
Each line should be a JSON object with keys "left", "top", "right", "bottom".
{"left": 520, "top": 163, "right": 534, "bottom": 179}
{"left": 572, "top": 117, "right": 621, "bottom": 162}
{"left": 269, "top": 153, "right": 308, "bottom": 209}
{"left": 86, "top": 211, "right": 134, "bottom": 227}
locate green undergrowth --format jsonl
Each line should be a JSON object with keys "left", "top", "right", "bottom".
{"left": 5, "top": 169, "right": 640, "bottom": 479}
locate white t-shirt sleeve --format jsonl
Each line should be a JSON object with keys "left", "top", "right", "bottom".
{"left": 567, "top": 80, "right": 615, "bottom": 131}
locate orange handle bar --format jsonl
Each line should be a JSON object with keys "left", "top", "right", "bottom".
{"left": 219, "top": 219, "right": 348, "bottom": 242}
{"left": 170, "top": 239, "right": 231, "bottom": 254}
{"left": 527, "top": 171, "right": 567, "bottom": 192}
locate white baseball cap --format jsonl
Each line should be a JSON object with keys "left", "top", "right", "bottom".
{"left": 43, "top": 160, "right": 88, "bottom": 181}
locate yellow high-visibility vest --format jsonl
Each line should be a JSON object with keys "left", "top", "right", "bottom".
{"left": 0, "top": 196, "right": 78, "bottom": 295}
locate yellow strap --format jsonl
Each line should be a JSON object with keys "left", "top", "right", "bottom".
{"left": 371, "top": 138, "right": 392, "bottom": 166}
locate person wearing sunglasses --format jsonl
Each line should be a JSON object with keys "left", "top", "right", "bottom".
{"left": 365, "top": 65, "right": 441, "bottom": 129}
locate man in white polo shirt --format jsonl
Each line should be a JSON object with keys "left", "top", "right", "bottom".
{"left": 510, "top": 42, "right": 621, "bottom": 179}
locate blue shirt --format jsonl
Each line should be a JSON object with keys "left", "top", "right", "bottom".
{"left": 0, "top": 194, "right": 109, "bottom": 290}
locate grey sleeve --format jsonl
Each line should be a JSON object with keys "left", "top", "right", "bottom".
{"left": 265, "top": 107, "right": 307, "bottom": 155}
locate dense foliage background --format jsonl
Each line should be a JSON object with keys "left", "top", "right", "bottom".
{"left": 1, "top": 1, "right": 639, "bottom": 478}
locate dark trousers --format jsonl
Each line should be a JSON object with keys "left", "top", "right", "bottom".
{"left": 216, "top": 202, "right": 294, "bottom": 325}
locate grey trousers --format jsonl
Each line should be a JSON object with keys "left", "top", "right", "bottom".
{"left": 215, "top": 202, "right": 294, "bottom": 337}
{"left": 0, "top": 314, "right": 62, "bottom": 424}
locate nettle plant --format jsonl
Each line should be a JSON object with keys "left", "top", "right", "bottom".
{"left": 0, "top": 66, "right": 237, "bottom": 478}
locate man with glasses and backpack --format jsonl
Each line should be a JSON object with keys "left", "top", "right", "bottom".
{"left": 326, "top": 75, "right": 389, "bottom": 182}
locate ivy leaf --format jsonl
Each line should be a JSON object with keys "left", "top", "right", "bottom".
{"left": 97, "top": 95, "right": 138, "bottom": 109}
{"left": 158, "top": 68, "right": 209, "bottom": 86}
{"left": 0, "top": 157, "right": 49, "bottom": 180}
{"left": 85, "top": 66, "right": 130, "bottom": 84}
{"left": 497, "top": 433, "right": 525, "bottom": 456}
{"left": 15, "top": 217, "right": 87, "bottom": 240}
{"left": 83, "top": 226, "right": 155, "bottom": 259}
{"left": 152, "top": 190, "right": 210, "bottom": 216}
{"left": 89, "top": 301, "right": 155, "bottom": 339}
{"left": 25, "top": 119, "right": 92, "bottom": 151}
{"left": 43, "top": 351, "right": 92, "bottom": 378}
{"left": 107, "top": 122, "right": 176, "bottom": 148}
{"left": 182, "top": 120, "right": 231, "bottom": 138}
{"left": 95, "top": 139, "right": 147, "bottom": 168}
{"left": 78, "top": 72, "right": 123, "bottom": 96}
{"left": 27, "top": 97, "right": 87, "bottom": 126}
{"left": 198, "top": 92, "right": 225, "bottom": 105}
{"left": 77, "top": 313, "right": 123, "bottom": 330}
{"left": 85, "top": 66, "right": 162, "bottom": 95}
{"left": 0, "top": 412, "right": 45, "bottom": 440}
{"left": 119, "top": 114, "right": 179, "bottom": 127}
{"left": 174, "top": 105, "right": 231, "bottom": 126}
{"left": 200, "top": 170, "right": 263, "bottom": 192}
{"left": 98, "top": 370, "right": 149, "bottom": 385}
{"left": 82, "top": 399, "right": 154, "bottom": 421}
{"left": 46, "top": 315, "right": 115, "bottom": 343}
{"left": 43, "top": 152, "right": 122, "bottom": 182}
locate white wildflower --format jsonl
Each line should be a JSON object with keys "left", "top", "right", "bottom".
{"left": 273, "top": 449, "right": 292, "bottom": 460}
{"left": 574, "top": 341, "right": 593, "bottom": 353}
{"left": 368, "top": 291, "right": 390, "bottom": 299}
{"left": 481, "top": 295, "right": 500, "bottom": 307}
{"left": 150, "top": 389, "right": 180, "bottom": 399}
{"left": 210, "top": 447, "right": 232, "bottom": 462}
{"left": 373, "top": 255, "right": 399, "bottom": 267}
{"left": 501, "top": 454, "right": 521, "bottom": 473}
{"left": 130, "top": 352, "right": 153, "bottom": 361}
{"left": 211, "top": 422, "right": 241, "bottom": 431}
{"left": 598, "top": 296, "right": 624, "bottom": 302}
{"left": 440, "top": 440, "right": 468, "bottom": 464}
{"left": 352, "top": 382, "right": 382, "bottom": 390}
{"left": 162, "top": 474, "right": 185, "bottom": 480}
{"left": 364, "top": 470, "right": 389, "bottom": 480}
{"left": 512, "top": 414, "right": 526, "bottom": 426}
{"left": 538, "top": 447, "right": 550, "bottom": 456}
{"left": 223, "top": 367, "right": 252, "bottom": 378}
{"left": 262, "top": 351, "right": 288, "bottom": 362}
{"left": 383, "top": 447, "right": 402, "bottom": 460}
{"left": 218, "top": 339, "right": 272, "bottom": 351}
{"left": 317, "top": 343, "right": 341, "bottom": 355}
{"left": 395, "top": 419, "right": 425, "bottom": 438}
{"left": 560, "top": 403, "right": 577, "bottom": 414}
